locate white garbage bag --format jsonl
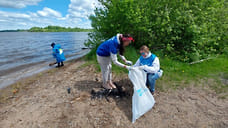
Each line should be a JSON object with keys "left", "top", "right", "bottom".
{"left": 128, "top": 67, "right": 155, "bottom": 123}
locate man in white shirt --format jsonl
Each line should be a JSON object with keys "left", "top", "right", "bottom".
{"left": 133, "top": 45, "right": 163, "bottom": 95}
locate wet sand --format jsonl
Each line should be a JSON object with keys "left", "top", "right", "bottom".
{"left": 0, "top": 62, "right": 50, "bottom": 89}
{"left": 0, "top": 59, "right": 227, "bottom": 128}
{"left": 0, "top": 49, "right": 90, "bottom": 89}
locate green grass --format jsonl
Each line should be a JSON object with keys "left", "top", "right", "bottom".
{"left": 160, "top": 54, "right": 228, "bottom": 80}
{"left": 84, "top": 47, "right": 228, "bottom": 96}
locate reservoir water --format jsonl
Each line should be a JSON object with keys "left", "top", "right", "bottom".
{"left": 0, "top": 32, "right": 90, "bottom": 88}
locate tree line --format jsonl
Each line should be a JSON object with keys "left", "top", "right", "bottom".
{"left": 0, "top": 26, "right": 92, "bottom": 32}
{"left": 29, "top": 26, "right": 92, "bottom": 32}
{"left": 86, "top": 0, "right": 228, "bottom": 62}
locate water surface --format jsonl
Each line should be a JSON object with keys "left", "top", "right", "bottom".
{"left": 0, "top": 32, "right": 89, "bottom": 88}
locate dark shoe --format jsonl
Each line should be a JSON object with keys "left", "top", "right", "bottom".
{"left": 150, "top": 90, "right": 155, "bottom": 95}
{"left": 56, "top": 62, "right": 61, "bottom": 68}
{"left": 60, "top": 62, "right": 64, "bottom": 67}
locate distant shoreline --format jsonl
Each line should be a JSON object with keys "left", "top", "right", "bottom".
{"left": 0, "top": 31, "right": 92, "bottom": 32}
{"left": 0, "top": 25, "right": 93, "bottom": 32}
{"left": 0, "top": 30, "right": 26, "bottom": 32}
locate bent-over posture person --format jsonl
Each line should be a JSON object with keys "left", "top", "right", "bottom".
{"left": 96, "top": 34, "right": 134, "bottom": 89}
{"left": 51, "top": 43, "right": 66, "bottom": 67}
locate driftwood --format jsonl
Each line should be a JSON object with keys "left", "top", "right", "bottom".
{"left": 81, "top": 47, "right": 89, "bottom": 50}
{"left": 189, "top": 56, "right": 218, "bottom": 65}
{"left": 49, "top": 62, "right": 57, "bottom": 66}
{"left": 189, "top": 58, "right": 212, "bottom": 65}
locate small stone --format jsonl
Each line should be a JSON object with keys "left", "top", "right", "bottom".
{"left": 90, "top": 101, "right": 96, "bottom": 106}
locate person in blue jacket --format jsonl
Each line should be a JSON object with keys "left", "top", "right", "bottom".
{"left": 133, "top": 45, "right": 163, "bottom": 95}
{"left": 96, "top": 34, "right": 134, "bottom": 89}
{"left": 51, "top": 43, "right": 66, "bottom": 67}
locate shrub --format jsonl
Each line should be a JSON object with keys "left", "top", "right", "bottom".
{"left": 85, "top": 0, "right": 227, "bottom": 62}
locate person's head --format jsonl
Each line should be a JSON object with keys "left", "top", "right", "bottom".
{"left": 140, "top": 45, "right": 150, "bottom": 58}
{"left": 51, "top": 43, "right": 55, "bottom": 48}
{"left": 121, "top": 34, "right": 134, "bottom": 46}
{"left": 119, "top": 34, "right": 134, "bottom": 55}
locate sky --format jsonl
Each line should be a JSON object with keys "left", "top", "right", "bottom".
{"left": 0, "top": 0, "right": 99, "bottom": 30}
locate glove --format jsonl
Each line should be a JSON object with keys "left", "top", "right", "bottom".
{"left": 126, "top": 66, "right": 133, "bottom": 70}
{"left": 139, "top": 65, "right": 147, "bottom": 70}
{"left": 125, "top": 60, "right": 133, "bottom": 66}
{"left": 158, "top": 69, "right": 163, "bottom": 77}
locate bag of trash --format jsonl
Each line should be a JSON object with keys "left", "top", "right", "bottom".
{"left": 128, "top": 67, "right": 155, "bottom": 123}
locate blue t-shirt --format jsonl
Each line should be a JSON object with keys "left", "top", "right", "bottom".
{"left": 96, "top": 36, "right": 120, "bottom": 56}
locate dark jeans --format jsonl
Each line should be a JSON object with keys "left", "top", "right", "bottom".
{"left": 146, "top": 73, "right": 160, "bottom": 92}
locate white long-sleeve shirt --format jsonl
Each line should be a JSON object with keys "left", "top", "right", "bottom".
{"left": 111, "top": 53, "right": 127, "bottom": 67}
{"left": 133, "top": 52, "right": 160, "bottom": 73}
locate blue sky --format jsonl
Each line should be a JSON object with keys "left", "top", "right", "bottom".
{"left": 0, "top": 0, "right": 98, "bottom": 30}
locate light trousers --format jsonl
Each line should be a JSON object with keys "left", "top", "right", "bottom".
{"left": 97, "top": 55, "right": 112, "bottom": 85}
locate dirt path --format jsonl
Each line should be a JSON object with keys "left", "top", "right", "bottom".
{"left": 0, "top": 59, "right": 227, "bottom": 128}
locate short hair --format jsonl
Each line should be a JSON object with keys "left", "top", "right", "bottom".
{"left": 51, "top": 43, "right": 55, "bottom": 47}
{"left": 140, "top": 45, "right": 149, "bottom": 53}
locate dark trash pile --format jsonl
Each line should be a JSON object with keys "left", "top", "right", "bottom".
{"left": 91, "top": 83, "right": 129, "bottom": 102}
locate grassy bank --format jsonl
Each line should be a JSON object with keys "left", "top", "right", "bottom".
{"left": 85, "top": 47, "right": 228, "bottom": 98}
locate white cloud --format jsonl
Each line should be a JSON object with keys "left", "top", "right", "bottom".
{"left": 37, "top": 7, "right": 62, "bottom": 18}
{"left": 0, "top": 0, "right": 101, "bottom": 30}
{"left": 0, "top": 11, "right": 30, "bottom": 19}
{"left": 0, "top": 8, "right": 63, "bottom": 30}
{"left": 0, "top": 0, "right": 42, "bottom": 8}
{"left": 18, "top": 22, "right": 27, "bottom": 26}
{"left": 68, "top": 0, "right": 98, "bottom": 19}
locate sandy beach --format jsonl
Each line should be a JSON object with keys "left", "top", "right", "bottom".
{"left": 0, "top": 58, "right": 227, "bottom": 128}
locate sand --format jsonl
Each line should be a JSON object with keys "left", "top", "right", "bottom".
{"left": 0, "top": 59, "right": 227, "bottom": 128}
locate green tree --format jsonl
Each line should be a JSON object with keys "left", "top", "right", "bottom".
{"left": 86, "top": 0, "right": 227, "bottom": 62}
